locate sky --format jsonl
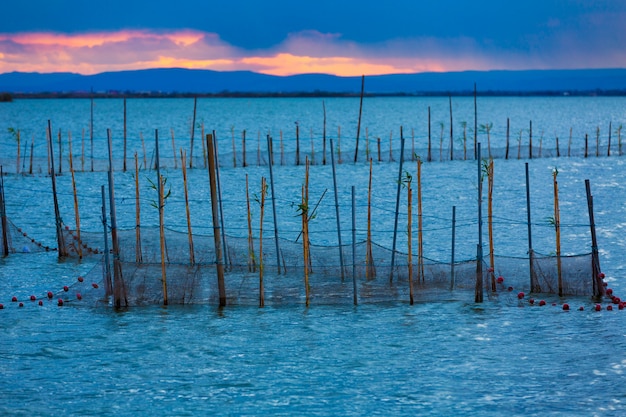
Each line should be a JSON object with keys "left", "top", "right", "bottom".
{"left": 0, "top": 0, "right": 624, "bottom": 76}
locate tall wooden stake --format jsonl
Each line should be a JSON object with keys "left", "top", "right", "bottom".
{"left": 101, "top": 186, "right": 112, "bottom": 297}
{"left": 134, "top": 152, "right": 142, "bottom": 263}
{"left": 526, "top": 163, "right": 539, "bottom": 293}
{"left": 123, "top": 96, "right": 127, "bottom": 172}
{"left": 266, "top": 135, "right": 282, "bottom": 274}
{"left": 206, "top": 133, "right": 226, "bottom": 306}
{"left": 553, "top": 168, "right": 562, "bottom": 296}
{"left": 181, "top": 149, "right": 194, "bottom": 265}
{"left": 475, "top": 143, "right": 483, "bottom": 302}
{"left": 354, "top": 74, "right": 365, "bottom": 163}
{"left": 47, "top": 120, "right": 67, "bottom": 257}
{"left": 330, "top": 138, "right": 345, "bottom": 280}
{"left": 158, "top": 173, "right": 168, "bottom": 306}
{"left": 585, "top": 179, "right": 604, "bottom": 298}
{"left": 68, "top": 131, "right": 82, "bottom": 259}
{"left": 389, "top": 130, "right": 405, "bottom": 282}
{"left": 107, "top": 129, "right": 127, "bottom": 308}
{"left": 190, "top": 96, "right": 197, "bottom": 168}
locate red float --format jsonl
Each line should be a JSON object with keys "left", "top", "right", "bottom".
{"left": 562, "top": 303, "right": 570, "bottom": 310}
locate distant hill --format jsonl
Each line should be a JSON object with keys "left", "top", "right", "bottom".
{"left": 1, "top": 68, "right": 625, "bottom": 95}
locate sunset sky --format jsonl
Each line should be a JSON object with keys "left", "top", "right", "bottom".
{"left": 0, "top": 0, "right": 624, "bottom": 76}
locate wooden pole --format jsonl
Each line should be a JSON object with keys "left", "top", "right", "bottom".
{"left": 140, "top": 131, "right": 147, "bottom": 170}
{"left": 302, "top": 158, "right": 311, "bottom": 306}
{"left": 487, "top": 159, "right": 495, "bottom": 292}
{"left": 90, "top": 90, "right": 94, "bottom": 172}
{"left": 529, "top": 120, "right": 533, "bottom": 159}
{"left": 181, "top": 149, "right": 195, "bottom": 265}
{"left": 242, "top": 130, "right": 247, "bottom": 167}
{"left": 351, "top": 185, "right": 357, "bottom": 305}
{"left": 366, "top": 158, "right": 375, "bottom": 279}
{"left": 417, "top": 158, "right": 424, "bottom": 282}
{"left": 407, "top": 177, "right": 414, "bottom": 305}
{"left": 246, "top": 174, "right": 256, "bottom": 272}
{"left": 206, "top": 133, "right": 226, "bottom": 306}
{"left": 231, "top": 126, "right": 237, "bottom": 168}
{"left": 607, "top": 121, "right": 612, "bottom": 157}
{"left": 474, "top": 83, "right": 478, "bottom": 160}
{"left": 585, "top": 179, "right": 604, "bottom": 298}
{"left": 68, "top": 131, "right": 82, "bottom": 259}
{"left": 47, "top": 120, "right": 67, "bottom": 257}
{"left": 526, "top": 163, "right": 539, "bottom": 293}
{"left": 266, "top": 135, "right": 282, "bottom": 274}
{"left": 107, "top": 129, "right": 127, "bottom": 308}
{"left": 553, "top": 168, "right": 562, "bottom": 296}
{"left": 354, "top": 74, "right": 365, "bottom": 163}
{"left": 330, "top": 138, "right": 345, "bottom": 280}
{"left": 123, "top": 96, "right": 127, "bottom": 172}
{"left": 171, "top": 129, "right": 178, "bottom": 169}
{"left": 296, "top": 123, "right": 300, "bottom": 166}
{"left": 322, "top": 100, "right": 327, "bottom": 165}
{"left": 450, "top": 206, "right": 456, "bottom": 290}
{"left": 449, "top": 94, "right": 454, "bottom": 161}
{"left": 585, "top": 133, "right": 588, "bottom": 158}
{"left": 0, "top": 167, "right": 9, "bottom": 257}
{"left": 101, "top": 185, "right": 112, "bottom": 297}
{"left": 556, "top": 135, "right": 560, "bottom": 157}
{"left": 596, "top": 126, "right": 600, "bottom": 157}
{"left": 158, "top": 174, "right": 168, "bottom": 306}
{"left": 16, "top": 130, "right": 20, "bottom": 175}
{"left": 428, "top": 106, "right": 432, "bottom": 162}
{"left": 134, "top": 152, "right": 142, "bottom": 263}
{"left": 505, "top": 118, "right": 510, "bottom": 160}
{"left": 212, "top": 131, "right": 229, "bottom": 269}
{"left": 259, "top": 177, "right": 266, "bottom": 307}
{"left": 190, "top": 96, "right": 197, "bottom": 168}
{"left": 568, "top": 127, "right": 573, "bottom": 157}
{"left": 389, "top": 130, "right": 405, "bottom": 282}
{"left": 475, "top": 142, "right": 483, "bottom": 302}
{"left": 57, "top": 128, "right": 62, "bottom": 174}
{"left": 29, "top": 135, "right": 34, "bottom": 175}
{"left": 81, "top": 128, "right": 85, "bottom": 172}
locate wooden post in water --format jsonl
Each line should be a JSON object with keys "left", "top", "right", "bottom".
{"left": 505, "top": 118, "right": 510, "bottom": 160}
{"left": 389, "top": 131, "right": 405, "bottom": 282}
{"left": 322, "top": 101, "right": 327, "bottom": 165}
{"left": 351, "top": 185, "right": 357, "bottom": 305}
{"left": 475, "top": 143, "right": 483, "bottom": 302}
{"left": 90, "top": 90, "right": 94, "bottom": 172}
{"left": 158, "top": 173, "right": 168, "bottom": 306}
{"left": 450, "top": 205, "right": 456, "bottom": 291}
{"left": 107, "top": 129, "right": 127, "bottom": 308}
{"left": 487, "top": 158, "right": 495, "bottom": 292}
{"left": 29, "top": 135, "right": 34, "bottom": 175}
{"left": 596, "top": 126, "right": 600, "bottom": 157}
{"left": 81, "top": 129, "right": 85, "bottom": 172}
{"left": 47, "top": 120, "right": 67, "bottom": 257}
{"left": 171, "top": 129, "right": 178, "bottom": 169}
{"left": 585, "top": 179, "right": 604, "bottom": 298}
{"left": 407, "top": 173, "right": 414, "bottom": 305}
{"left": 473, "top": 83, "right": 478, "bottom": 160}
{"left": 101, "top": 185, "right": 112, "bottom": 297}
{"left": 354, "top": 75, "right": 365, "bottom": 163}
{"left": 427, "top": 106, "right": 432, "bottom": 162}
{"left": 449, "top": 94, "right": 454, "bottom": 161}
{"left": 526, "top": 163, "right": 539, "bottom": 293}
{"left": 259, "top": 177, "right": 266, "bottom": 307}
{"left": 417, "top": 158, "right": 424, "bottom": 282}
{"left": 212, "top": 131, "right": 229, "bottom": 269}
{"left": 206, "top": 133, "right": 226, "bottom": 306}
{"left": 190, "top": 96, "right": 197, "bottom": 168}
{"left": 68, "top": 132, "right": 82, "bottom": 259}
{"left": 246, "top": 174, "right": 256, "bottom": 272}
{"left": 266, "top": 135, "right": 282, "bottom": 274}
{"left": 242, "top": 130, "right": 247, "bottom": 167}
{"left": 556, "top": 136, "right": 560, "bottom": 157}
{"left": 529, "top": 120, "right": 533, "bottom": 159}
{"left": 0, "top": 167, "right": 9, "bottom": 257}
{"left": 181, "top": 149, "right": 194, "bottom": 265}
{"left": 607, "top": 121, "right": 612, "bottom": 157}
{"left": 302, "top": 158, "right": 311, "bottom": 306}
{"left": 366, "top": 158, "right": 375, "bottom": 279}
{"left": 123, "top": 96, "right": 127, "bottom": 172}
{"left": 296, "top": 123, "right": 300, "bottom": 166}
{"left": 584, "top": 133, "right": 588, "bottom": 158}
{"left": 330, "top": 138, "right": 345, "bottom": 280}
{"left": 553, "top": 168, "right": 563, "bottom": 296}
{"left": 57, "top": 128, "right": 62, "bottom": 174}
{"left": 134, "top": 153, "right": 142, "bottom": 263}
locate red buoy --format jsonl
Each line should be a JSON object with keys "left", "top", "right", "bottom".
{"left": 517, "top": 292, "right": 525, "bottom": 299}
{"left": 63, "top": 286, "right": 69, "bottom": 292}
{"left": 76, "top": 293, "right": 82, "bottom": 300}
{"left": 598, "top": 272, "right": 605, "bottom": 279}
{"left": 619, "top": 303, "right": 625, "bottom": 310}
{"left": 18, "top": 302, "right": 24, "bottom": 307}
{"left": 606, "top": 288, "right": 613, "bottom": 296}
{"left": 57, "top": 299, "right": 64, "bottom": 306}
{"left": 47, "top": 291, "right": 53, "bottom": 299}
{"left": 607, "top": 305, "right": 614, "bottom": 311}
{"left": 539, "top": 300, "right": 546, "bottom": 306}
{"left": 562, "top": 303, "right": 570, "bottom": 311}
{"left": 496, "top": 276, "right": 504, "bottom": 284}
{"left": 612, "top": 297, "right": 621, "bottom": 304}
{"left": 30, "top": 295, "right": 36, "bottom": 301}
{"left": 529, "top": 298, "right": 535, "bottom": 305}
{"left": 507, "top": 286, "right": 513, "bottom": 292}
{"left": 11, "top": 296, "right": 17, "bottom": 302}
{"left": 77, "top": 276, "right": 84, "bottom": 283}
{"left": 578, "top": 306, "right": 584, "bottom": 311}
{"left": 595, "top": 304, "right": 602, "bottom": 311}
{"left": 38, "top": 300, "right": 43, "bottom": 306}
{"left": 0, "top": 304, "right": 3, "bottom": 309}
{"left": 92, "top": 283, "right": 99, "bottom": 289}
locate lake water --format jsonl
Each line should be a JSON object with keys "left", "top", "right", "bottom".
{"left": 1, "top": 97, "right": 625, "bottom": 416}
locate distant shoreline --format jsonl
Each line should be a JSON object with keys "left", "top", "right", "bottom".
{"left": 4, "top": 90, "right": 626, "bottom": 99}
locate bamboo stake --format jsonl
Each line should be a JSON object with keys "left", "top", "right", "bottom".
{"left": 181, "top": 149, "right": 194, "bottom": 265}
{"left": 170, "top": 129, "right": 178, "bottom": 169}
{"left": 16, "top": 130, "right": 20, "bottom": 175}
{"left": 257, "top": 130, "right": 261, "bottom": 166}
{"left": 553, "top": 168, "right": 562, "bottom": 296}
{"left": 389, "top": 129, "right": 405, "bottom": 282}
{"left": 296, "top": 123, "right": 300, "bottom": 166}
{"left": 449, "top": 94, "right": 454, "bottom": 161}
{"left": 201, "top": 123, "right": 207, "bottom": 168}
{"left": 231, "top": 126, "right": 237, "bottom": 167}
{"left": 140, "top": 131, "right": 147, "bottom": 169}
{"left": 487, "top": 158, "right": 495, "bottom": 292}
{"left": 47, "top": 120, "right": 67, "bottom": 257}
{"left": 80, "top": 128, "right": 85, "bottom": 172}
{"left": 607, "top": 121, "right": 612, "bottom": 156}
{"left": 158, "top": 174, "right": 168, "bottom": 306}
{"left": 596, "top": 126, "right": 600, "bottom": 157}
{"left": 556, "top": 135, "right": 560, "bottom": 157}
{"left": 417, "top": 157, "right": 424, "bottom": 282}
{"left": 29, "top": 135, "right": 34, "bottom": 174}
{"left": 206, "top": 133, "right": 226, "bottom": 306}
{"left": 280, "top": 130, "right": 284, "bottom": 166}
{"left": 354, "top": 74, "right": 365, "bottom": 163}
{"left": 337, "top": 126, "right": 342, "bottom": 163}
{"left": 310, "top": 127, "right": 315, "bottom": 164}
{"left": 266, "top": 135, "right": 282, "bottom": 273}
{"left": 475, "top": 143, "right": 483, "bottom": 303}
{"left": 213, "top": 130, "right": 229, "bottom": 269}
{"left": 123, "top": 97, "right": 127, "bottom": 172}
{"left": 505, "top": 118, "right": 510, "bottom": 160}
{"left": 302, "top": 157, "right": 311, "bottom": 306}
{"left": 585, "top": 133, "right": 588, "bottom": 158}
{"left": 90, "top": 90, "right": 94, "bottom": 172}
{"left": 568, "top": 127, "right": 573, "bottom": 157}
{"left": 526, "top": 163, "right": 539, "bottom": 293}
{"left": 322, "top": 100, "right": 327, "bottom": 165}
{"left": 242, "top": 130, "right": 247, "bottom": 168}
{"left": 450, "top": 206, "right": 456, "bottom": 290}
{"left": 68, "top": 131, "right": 82, "bottom": 259}
{"left": 246, "top": 174, "right": 256, "bottom": 272}
{"left": 259, "top": 177, "right": 266, "bottom": 307}
{"left": 428, "top": 106, "right": 432, "bottom": 162}
{"left": 57, "top": 128, "right": 62, "bottom": 174}
{"left": 407, "top": 174, "right": 414, "bottom": 305}
{"left": 474, "top": 83, "right": 477, "bottom": 160}
{"left": 0, "top": 167, "right": 9, "bottom": 257}
{"left": 101, "top": 185, "right": 112, "bottom": 297}
{"left": 529, "top": 120, "right": 533, "bottom": 159}
{"left": 134, "top": 152, "right": 142, "bottom": 263}
{"left": 585, "top": 179, "right": 603, "bottom": 298}
{"left": 107, "top": 129, "right": 127, "bottom": 308}
{"left": 377, "top": 137, "right": 381, "bottom": 162}
{"left": 389, "top": 130, "right": 393, "bottom": 162}
{"left": 330, "top": 138, "right": 345, "bottom": 280}
{"left": 366, "top": 158, "right": 375, "bottom": 279}
{"left": 190, "top": 96, "right": 197, "bottom": 168}
{"left": 351, "top": 185, "right": 357, "bottom": 305}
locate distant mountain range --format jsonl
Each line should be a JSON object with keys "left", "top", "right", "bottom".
{"left": 1, "top": 68, "right": 625, "bottom": 96}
